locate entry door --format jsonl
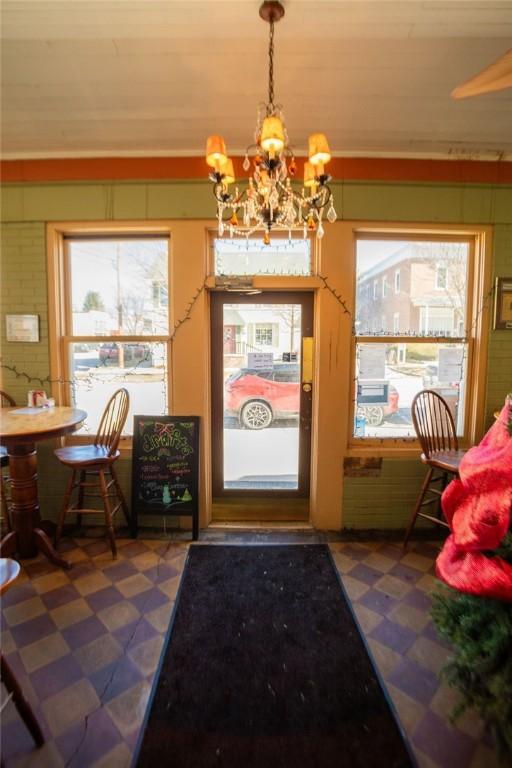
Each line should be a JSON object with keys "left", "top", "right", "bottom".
{"left": 211, "top": 292, "right": 313, "bottom": 521}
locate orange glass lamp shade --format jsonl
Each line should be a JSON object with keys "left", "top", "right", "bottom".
{"left": 260, "top": 116, "right": 285, "bottom": 154}
{"left": 308, "top": 133, "right": 331, "bottom": 171}
{"left": 206, "top": 135, "right": 228, "bottom": 169}
{"left": 220, "top": 158, "right": 235, "bottom": 186}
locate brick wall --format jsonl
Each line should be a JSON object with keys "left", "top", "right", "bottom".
{"left": 1, "top": 222, "right": 49, "bottom": 405}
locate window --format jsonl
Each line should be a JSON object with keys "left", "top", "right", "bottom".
{"left": 255, "top": 324, "right": 274, "bottom": 346}
{"left": 373, "top": 280, "right": 378, "bottom": 300}
{"left": 51, "top": 234, "right": 170, "bottom": 436}
{"left": 214, "top": 238, "right": 311, "bottom": 276}
{"left": 354, "top": 235, "right": 473, "bottom": 440}
{"left": 436, "top": 265, "right": 448, "bottom": 289}
{"left": 382, "top": 275, "right": 388, "bottom": 297}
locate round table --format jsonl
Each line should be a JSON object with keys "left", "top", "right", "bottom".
{"left": 0, "top": 406, "right": 86, "bottom": 568}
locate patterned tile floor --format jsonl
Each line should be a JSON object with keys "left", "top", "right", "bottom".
{"left": 0, "top": 533, "right": 502, "bottom": 768}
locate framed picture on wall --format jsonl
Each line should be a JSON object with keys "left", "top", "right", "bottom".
{"left": 5, "top": 314, "right": 40, "bottom": 342}
{"left": 494, "top": 277, "right": 512, "bottom": 330}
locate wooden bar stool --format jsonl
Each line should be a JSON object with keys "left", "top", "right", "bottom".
{"left": 54, "top": 389, "right": 130, "bottom": 559}
{"left": 403, "top": 389, "right": 466, "bottom": 549}
{"left": 1, "top": 558, "right": 45, "bottom": 750}
{"left": 0, "top": 391, "right": 16, "bottom": 535}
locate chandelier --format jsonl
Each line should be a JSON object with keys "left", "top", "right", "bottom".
{"left": 205, "top": 0, "right": 337, "bottom": 245}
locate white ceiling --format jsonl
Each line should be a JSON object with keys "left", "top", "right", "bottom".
{"left": 1, "top": 0, "right": 512, "bottom": 160}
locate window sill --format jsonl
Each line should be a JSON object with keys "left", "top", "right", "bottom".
{"left": 346, "top": 443, "right": 419, "bottom": 460}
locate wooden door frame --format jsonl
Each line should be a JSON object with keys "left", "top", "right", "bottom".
{"left": 210, "top": 291, "right": 314, "bottom": 502}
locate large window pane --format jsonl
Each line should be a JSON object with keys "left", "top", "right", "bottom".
{"left": 215, "top": 238, "right": 310, "bottom": 276}
{"left": 70, "top": 342, "right": 166, "bottom": 435}
{"left": 354, "top": 342, "right": 467, "bottom": 438}
{"left": 70, "top": 239, "right": 169, "bottom": 336}
{"left": 355, "top": 240, "right": 469, "bottom": 336}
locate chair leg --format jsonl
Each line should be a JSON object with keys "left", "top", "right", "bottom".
{"left": 76, "top": 470, "right": 86, "bottom": 530}
{"left": 99, "top": 470, "right": 117, "bottom": 559}
{"left": 110, "top": 464, "right": 131, "bottom": 528}
{"left": 55, "top": 470, "right": 76, "bottom": 547}
{"left": 1, "top": 472, "right": 11, "bottom": 534}
{"left": 1, "top": 653, "right": 44, "bottom": 747}
{"left": 403, "top": 466, "right": 434, "bottom": 550}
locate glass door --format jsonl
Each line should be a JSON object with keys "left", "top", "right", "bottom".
{"left": 211, "top": 292, "right": 313, "bottom": 521}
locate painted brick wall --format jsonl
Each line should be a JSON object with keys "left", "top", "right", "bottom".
{"left": 1, "top": 222, "right": 49, "bottom": 406}
{"left": 486, "top": 224, "right": 512, "bottom": 423}
{"left": 343, "top": 459, "right": 427, "bottom": 529}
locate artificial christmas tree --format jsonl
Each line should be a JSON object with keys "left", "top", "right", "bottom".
{"left": 432, "top": 396, "right": 512, "bottom": 759}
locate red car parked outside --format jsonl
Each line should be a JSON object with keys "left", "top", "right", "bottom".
{"left": 224, "top": 363, "right": 300, "bottom": 429}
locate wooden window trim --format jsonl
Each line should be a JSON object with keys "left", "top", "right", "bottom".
{"left": 348, "top": 226, "right": 492, "bottom": 453}
{"left": 47, "top": 221, "right": 173, "bottom": 447}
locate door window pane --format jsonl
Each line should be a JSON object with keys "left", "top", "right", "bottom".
{"left": 223, "top": 303, "right": 301, "bottom": 489}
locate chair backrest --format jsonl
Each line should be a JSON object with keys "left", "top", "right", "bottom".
{"left": 411, "top": 389, "right": 458, "bottom": 458}
{"left": 94, "top": 388, "right": 130, "bottom": 456}
{"left": 0, "top": 391, "right": 16, "bottom": 407}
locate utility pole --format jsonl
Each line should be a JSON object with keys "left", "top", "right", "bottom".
{"left": 116, "top": 244, "right": 125, "bottom": 368}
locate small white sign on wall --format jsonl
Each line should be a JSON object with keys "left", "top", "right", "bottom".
{"left": 5, "top": 314, "right": 40, "bottom": 342}
{"left": 247, "top": 352, "right": 274, "bottom": 370}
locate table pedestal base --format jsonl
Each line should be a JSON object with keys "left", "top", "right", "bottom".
{"left": 0, "top": 444, "right": 70, "bottom": 569}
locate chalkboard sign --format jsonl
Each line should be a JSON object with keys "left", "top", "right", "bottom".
{"left": 131, "top": 415, "right": 200, "bottom": 540}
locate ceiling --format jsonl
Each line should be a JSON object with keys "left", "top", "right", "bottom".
{"left": 1, "top": 0, "right": 512, "bottom": 161}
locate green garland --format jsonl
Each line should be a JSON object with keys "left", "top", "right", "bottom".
{"left": 431, "top": 535, "right": 512, "bottom": 760}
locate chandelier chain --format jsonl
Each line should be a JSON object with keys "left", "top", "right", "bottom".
{"left": 268, "top": 19, "right": 275, "bottom": 112}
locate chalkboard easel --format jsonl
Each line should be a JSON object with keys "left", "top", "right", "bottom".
{"left": 131, "top": 416, "right": 200, "bottom": 540}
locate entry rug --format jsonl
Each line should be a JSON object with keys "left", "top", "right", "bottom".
{"left": 134, "top": 545, "right": 414, "bottom": 767}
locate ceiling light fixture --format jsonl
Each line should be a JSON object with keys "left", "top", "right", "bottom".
{"left": 205, "top": 0, "right": 337, "bottom": 245}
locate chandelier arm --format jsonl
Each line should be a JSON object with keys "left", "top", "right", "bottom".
{"left": 309, "top": 185, "right": 333, "bottom": 213}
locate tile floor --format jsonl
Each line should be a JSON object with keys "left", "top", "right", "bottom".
{"left": 0, "top": 534, "right": 502, "bottom": 768}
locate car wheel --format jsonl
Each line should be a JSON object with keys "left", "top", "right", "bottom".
{"left": 241, "top": 400, "right": 273, "bottom": 430}
{"left": 363, "top": 406, "right": 384, "bottom": 427}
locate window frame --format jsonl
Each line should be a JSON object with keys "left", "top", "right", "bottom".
{"left": 47, "top": 222, "right": 173, "bottom": 447}
{"left": 394, "top": 269, "right": 401, "bottom": 293}
{"left": 349, "top": 228, "right": 492, "bottom": 453}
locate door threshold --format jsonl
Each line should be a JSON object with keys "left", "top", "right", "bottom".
{"left": 208, "top": 521, "right": 314, "bottom": 530}
{"left": 212, "top": 496, "right": 309, "bottom": 523}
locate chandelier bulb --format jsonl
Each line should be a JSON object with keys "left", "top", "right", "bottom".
{"left": 264, "top": 230, "right": 271, "bottom": 246}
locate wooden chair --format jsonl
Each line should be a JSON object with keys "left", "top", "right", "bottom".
{"left": 1, "top": 558, "right": 45, "bottom": 750}
{"left": 403, "top": 389, "right": 466, "bottom": 549}
{"left": 0, "top": 391, "right": 16, "bottom": 535}
{"left": 54, "top": 389, "right": 130, "bottom": 559}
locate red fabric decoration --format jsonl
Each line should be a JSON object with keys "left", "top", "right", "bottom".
{"left": 436, "top": 398, "right": 512, "bottom": 602}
